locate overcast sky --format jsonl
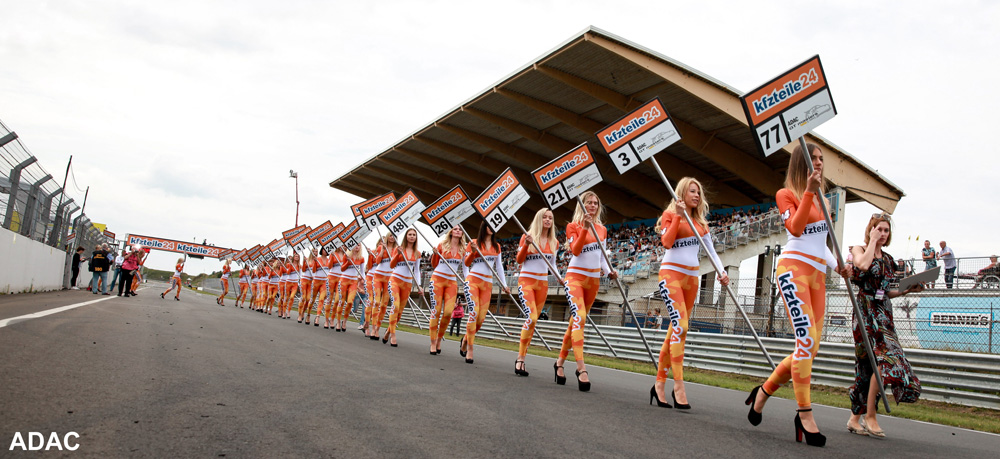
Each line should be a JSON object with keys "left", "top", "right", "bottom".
{"left": 2, "top": 1, "right": 997, "bottom": 275}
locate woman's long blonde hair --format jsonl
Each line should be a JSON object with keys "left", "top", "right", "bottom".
{"left": 440, "top": 226, "right": 464, "bottom": 254}
{"left": 382, "top": 232, "right": 398, "bottom": 252}
{"left": 655, "top": 177, "right": 709, "bottom": 232}
{"left": 527, "top": 208, "right": 558, "bottom": 254}
{"left": 785, "top": 143, "right": 826, "bottom": 200}
{"left": 571, "top": 191, "right": 604, "bottom": 226}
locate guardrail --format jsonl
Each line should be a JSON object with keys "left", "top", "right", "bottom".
{"left": 392, "top": 306, "right": 1000, "bottom": 410}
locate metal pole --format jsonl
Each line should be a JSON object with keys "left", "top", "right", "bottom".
{"left": 414, "top": 227, "right": 531, "bottom": 345}
{"left": 571, "top": 197, "right": 656, "bottom": 365}
{"left": 797, "top": 136, "right": 889, "bottom": 412}
{"left": 647, "top": 160, "right": 777, "bottom": 369}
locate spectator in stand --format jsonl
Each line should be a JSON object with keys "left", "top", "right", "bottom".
{"left": 90, "top": 244, "right": 111, "bottom": 295}
{"left": 974, "top": 255, "right": 999, "bottom": 288}
{"left": 921, "top": 240, "right": 937, "bottom": 288}
{"left": 109, "top": 249, "right": 125, "bottom": 293}
{"left": 70, "top": 247, "right": 86, "bottom": 289}
{"left": 938, "top": 241, "right": 956, "bottom": 288}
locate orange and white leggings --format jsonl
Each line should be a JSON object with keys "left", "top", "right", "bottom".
{"left": 367, "top": 275, "right": 390, "bottom": 330}
{"left": 517, "top": 277, "right": 548, "bottom": 357}
{"left": 335, "top": 279, "right": 359, "bottom": 322}
{"left": 387, "top": 277, "right": 413, "bottom": 334}
{"left": 238, "top": 281, "right": 249, "bottom": 304}
{"left": 464, "top": 276, "right": 493, "bottom": 346}
{"left": 655, "top": 268, "right": 698, "bottom": 383}
{"left": 558, "top": 274, "right": 600, "bottom": 362}
{"left": 323, "top": 278, "right": 340, "bottom": 320}
{"left": 309, "top": 280, "right": 326, "bottom": 316}
{"left": 762, "top": 253, "right": 827, "bottom": 408}
{"left": 429, "top": 275, "right": 458, "bottom": 343}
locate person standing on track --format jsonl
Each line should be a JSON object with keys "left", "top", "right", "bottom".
{"left": 236, "top": 264, "right": 250, "bottom": 308}
{"left": 553, "top": 191, "right": 616, "bottom": 392}
{"left": 283, "top": 253, "right": 301, "bottom": 321}
{"left": 428, "top": 226, "right": 465, "bottom": 355}
{"left": 514, "top": 208, "right": 559, "bottom": 377}
{"left": 324, "top": 247, "right": 345, "bottom": 330}
{"left": 217, "top": 259, "right": 231, "bottom": 306}
{"left": 649, "top": 177, "right": 727, "bottom": 409}
{"left": 266, "top": 260, "right": 281, "bottom": 315}
{"left": 118, "top": 247, "right": 140, "bottom": 297}
{"left": 337, "top": 245, "right": 366, "bottom": 332}
{"left": 461, "top": 221, "right": 509, "bottom": 364}
{"left": 161, "top": 258, "right": 185, "bottom": 300}
{"left": 745, "top": 143, "right": 850, "bottom": 447}
{"left": 299, "top": 252, "right": 316, "bottom": 323}
{"left": 384, "top": 228, "right": 423, "bottom": 347}
{"left": 367, "top": 235, "right": 396, "bottom": 340}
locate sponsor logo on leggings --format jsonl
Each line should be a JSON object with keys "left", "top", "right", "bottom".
{"left": 658, "top": 279, "right": 682, "bottom": 343}
{"left": 777, "top": 271, "right": 814, "bottom": 360}
{"left": 428, "top": 277, "right": 438, "bottom": 321}
{"left": 518, "top": 284, "right": 531, "bottom": 330}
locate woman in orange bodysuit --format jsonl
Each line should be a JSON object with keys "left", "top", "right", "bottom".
{"left": 554, "top": 191, "right": 617, "bottom": 391}
{"left": 367, "top": 235, "right": 396, "bottom": 340}
{"left": 283, "top": 253, "right": 301, "bottom": 321}
{"left": 325, "top": 247, "right": 346, "bottom": 330}
{"left": 337, "top": 245, "right": 366, "bottom": 332}
{"left": 217, "top": 259, "right": 231, "bottom": 306}
{"left": 461, "top": 221, "right": 509, "bottom": 364}
{"left": 384, "top": 228, "right": 423, "bottom": 347}
{"left": 266, "top": 260, "right": 281, "bottom": 315}
{"left": 649, "top": 177, "right": 728, "bottom": 409}
{"left": 428, "top": 226, "right": 465, "bottom": 355}
{"left": 161, "top": 258, "right": 185, "bottom": 301}
{"left": 514, "top": 208, "right": 558, "bottom": 377}
{"left": 310, "top": 249, "right": 329, "bottom": 326}
{"left": 299, "top": 252, "right": 315, "bottom": 323}
{"left": 236, "top": 264, "right": 250, "bottom": 308}
{"left": 745, "top": 143, "right": 850, "bottom": 447}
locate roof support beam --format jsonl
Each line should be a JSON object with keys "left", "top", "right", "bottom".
{"left": 377, "top": 156, "right": 485, "bottom": 197}
{"left": 394, "top": 148, "right": 497, "bottom": 186}
{"left": 495, "top": 87, "right": 755, "bottom": 206}
{"left": 363, "top": 166, "right": 450, "bottom": 200}
{"left": 536, "top": 63, "right": 782, "bottom": 197}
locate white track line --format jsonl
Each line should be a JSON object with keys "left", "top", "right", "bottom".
{"left": 0, "top": 293, "right": 124, "bottom": 329}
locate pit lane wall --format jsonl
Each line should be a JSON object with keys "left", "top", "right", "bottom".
{"left": 0, "top": 226, "right": 66, "bottom": 293}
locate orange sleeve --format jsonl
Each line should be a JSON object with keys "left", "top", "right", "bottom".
{"left": 778, "top": 189, "right": 815, "bottom": 237}
{"left": 567, "top": 223, "right": 586, "bottom": 256}
{"left": 659, "top": 211, "right": 682, "bottom": 248}
{"left": 516, "top": 235, "right": 530, "bottom": 264}
{"left": 464, "top": 240, "right": 477, "bottom": 267}
{"left": 343, "top": 256, "right": 355, "bottom": 268}
{"left": 431, "top": 244, "right": 441, "bottom": 268}
{"left": 389, "top": 248, "right": 402, "bottom": 268}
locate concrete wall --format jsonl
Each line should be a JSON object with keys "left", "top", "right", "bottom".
{"left": 0, "top": 226, "right": 66, "bottom": 293}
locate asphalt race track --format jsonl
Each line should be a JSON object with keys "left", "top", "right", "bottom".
{"left": 1, "top": 285, "right": 997, "bottom": 457}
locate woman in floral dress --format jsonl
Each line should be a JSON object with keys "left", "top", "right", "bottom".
{"left": 846, "top": 213, "right": 923, "bottom": 438}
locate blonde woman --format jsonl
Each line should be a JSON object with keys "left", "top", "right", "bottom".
{"left": 554, "top": 191, "right": 616, "bottom": 391}
{"left": 428, "top": 226, "right": 465, "bottom": 355}
{"left": 298, "top": 252, "right": 315, "bottom": 323}
{"left": 161, "top": 258, "right": 185, "bottom": 301}
{"left": 746, "top": 143, "right": 850, "bottom": 447}
{"left": 336, "top": 245, "right": 366, "bottom": 332}
{"left": 367, "top": 234, "right": 397, "bottom": 339}
{"left": 217, "top": 259, "right": 232, "bottom": 306}
{"left": 514, "top": 208, "right": 559, "bottom": 376}
{"left": 650, "top": 177, "right": 727, "bottom": 409}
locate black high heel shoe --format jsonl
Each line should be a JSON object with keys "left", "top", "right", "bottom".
{"left": 649, "top": 386, "right": 672, "bottom": 408}
{"left": 382, "top": 331, "right": 389, "bottom": 344}
{"left": 553, "top": 363, "right": 566, "bottom": 385}
{"left": 459, "top": 336, "right": 467, "bottom": 357}
{"left": 671, "top": 390, "right": 691, "bottom": 410}
{"left": 465, "top": 358, "right": 474, "bottom": 364}
{"left": 575, "top": 370, "right": 591, "bottom": 392}
{"left": 745, "top": 385, "right": 769, "bottom": 426}
{"left": 794, "top": 409, "right": 826, "bottom": 447}
{"left": 514, "top": 360, "right": 528, "bottom": 377}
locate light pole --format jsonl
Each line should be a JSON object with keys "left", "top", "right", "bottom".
{"left": 289, "top": 170, "right": 299, "bottom": 227}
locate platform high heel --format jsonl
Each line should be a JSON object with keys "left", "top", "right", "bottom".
{"left": 745, "top": 385, "right": 769, "bottom": 426}
{"left": 575, "top": 370, "right": 590, "bottom": 392}
{"left": 514, "top": 360, "right": 528, "bottom": 377}
{"left": 553, "top": 363, "right": 566, "bottom": 385}
{"left": 794, "top": 409, "right": 826, "bottom": 447}
{"left": 649, "top": 386, "right": 672, "bottom": 408}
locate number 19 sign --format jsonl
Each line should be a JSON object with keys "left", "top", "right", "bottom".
{"left": 532, "top": 143, "right": 603, "bottom": 210}
{"left": 473, "top": 168, "right": 530, "bottom": 233}
{"left": 740, "top": 55, "right": 837, "bottom": 157}
{"left": 421, "top": 185, "right": 476, "bottom": 237}
{"left": 596, "top": 97, "right": 680, "bottom": 174}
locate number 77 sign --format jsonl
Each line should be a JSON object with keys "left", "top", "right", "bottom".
{"left": 472, "top": 168, "right": 530, "bottom": 233}
{"left": 531, "top": 143, "right": 603, "bottom": 210}
{"left": 739, "top": 55, "right": 837, "bottom": 157}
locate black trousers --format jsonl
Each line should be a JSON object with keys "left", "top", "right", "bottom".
{"left": 119, "top": 270, "right": 135, "bottom": 296}
{"left": 448, "top": 317, "right": 462, "bottom": 335}
{"left": 71, "top": 268, "right": 80, "bottom": 287}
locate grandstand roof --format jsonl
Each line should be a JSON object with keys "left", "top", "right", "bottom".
{"left": 329, "top": 26, "right": 904, "bottom": 234}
